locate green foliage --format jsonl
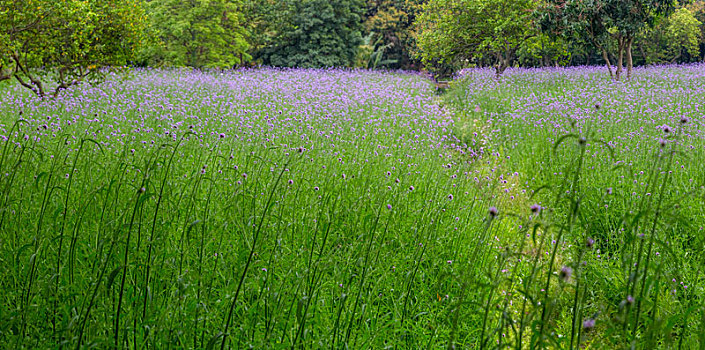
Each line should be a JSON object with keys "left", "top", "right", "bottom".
{"left": 143, "top": 0, "right": 250, "bottom": 68}
{"left": 257, "top": 0, "right": 365, "bottom": 68}
{"left": 241, "top": 0, "right": 291, "bottom": 59}
{"left": 355, "top": 33, "right": 399, "bottom": 69}
{"left": 0, "top": 0, "right": 147, "bottom": 97}
{"left": 416, "top": 0, "right": 537, "bottom": 77}
{"left": 689, "top": 1, "right": 705, "bottom": 59}
{"left": 665, "top": 8, "right": 703, "bottom": 61}
{"left": 538, "top": 0, "right": 679, "bottom": 80}
{"left": 362, "top": 0, "right": 425, "bottom": 70}
{"left": 637, "top": 7, "right": 703, "bottom": 64}
{"left": 516, "top": 34, "right": 571, "bottom": 67}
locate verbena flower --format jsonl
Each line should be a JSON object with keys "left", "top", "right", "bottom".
{"left": 489, "top": 206, "right": 498, "bottom": 217}
{"left": 559, "top": 266, "right": 572, "bottom": 282}
{"left": 582, "top": 318, "right": 595, "bottom": 330}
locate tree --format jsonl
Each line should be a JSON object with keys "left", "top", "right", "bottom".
{"left": 687, "top": 1, "right": 705, "bottom": 61}
{"left": 362, "top": 0, "right": 425, "bottom": 69}
{"left": 257, "top": 0, "right": 365, "bottom": 68}
{"left": 539, "top": 0, "right": 678, "bottom": 80}
{"left": 416, "top": 0, "right": 538, "bottom": 77}
{"left": 144, "top": 0, "right": 250, "bottom": 68}
{"left": 516, "top": 33, "right": 571, "bottom": 67}
{"left": 241, "top": 0, "right": 291, "bottom": 64}
{"left": 0, "top": 0, "right": 147, "bottom": 98}
{"left": 664, "top": 8, "right": 702, "bottom": 62}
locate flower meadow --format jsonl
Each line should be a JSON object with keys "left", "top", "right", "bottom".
{"left": 0, "top": 66, "right": 703, "bottom": 348}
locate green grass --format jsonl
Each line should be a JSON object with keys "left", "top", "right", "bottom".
{"left": 445, "top": 65, "right": 705, "bottom": 348}
{"left": 0, "top": 66, "right": 703, "bottom": 349}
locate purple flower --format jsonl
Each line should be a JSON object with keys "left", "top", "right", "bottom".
{"left": 489, "top": 206, "right": 498, "bottom": 217}
{"left": 586, "top": 237, "right": 595, "bottom": 249}
{"left": 559, "top": 266, "right": 572, "bottom": 282}
{"left": 530, "top": 204, "right": 541, "bottom": 213}
{"left": 582, "top": 318, "right": 595, "bottom": 330}
{"left": 386, "top": 204, "right": 392, "bottom": 210}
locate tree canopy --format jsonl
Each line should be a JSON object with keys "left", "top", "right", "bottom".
{"left": 256, "top": 0, "right": 365, "bottom": 68}
{"left": 2, "top": 0, "right": 705, "bottom": 94}
{"left": 143, "top": 0, "right": 250, "bottom": 68}
{"left": 361, "top": 0, "right": 425, "bottom": 69}
{"left": 538, "top": 0, "right": 679, "bottom": 80}
{"left": 416, "top": 0, "right": 537, "bottom": 77}
{"left": 1, "top": 0, "right": 147, "bottom": 97}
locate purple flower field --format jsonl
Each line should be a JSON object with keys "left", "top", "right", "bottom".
{"left": 450, "top": 64, "right": 705, "bottom": 347}
{"left": 0, "top": 66, "right": 703, "bottom": 348}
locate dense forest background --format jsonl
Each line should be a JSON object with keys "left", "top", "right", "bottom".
{"left": 3, "top": 0, "right": 705, "bottom": 96}
{"left": 137, "top": 0, "right": 705, "bottom": 73}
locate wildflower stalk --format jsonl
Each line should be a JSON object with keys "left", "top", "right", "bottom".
{"left": 538, "top": 134, "right": 586, "bottom": 346}
{"left": 631, "top": 143, "right": 675, "bottom": 341}
{"left": 114, "top": 177, "right": 149, "bottom": 348}
{"left": 220, "top": 161, "right": 289, "bottom": 350}
{"left": 142, "top": 134, "right": 191, "bottom": 321}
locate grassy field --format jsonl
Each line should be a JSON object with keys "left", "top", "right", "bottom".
{"left": 0, "top": 66, "right": 703, "bottom": 349}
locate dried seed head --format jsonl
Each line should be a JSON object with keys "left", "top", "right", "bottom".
{"left": 559, "top": 266, "right": 572, "bottom": 282}
{"left": 489, "top": 206, "right": 498, "bottom": 217}
{"left": 530, "top": 204, "right": 541, "bottom": 213}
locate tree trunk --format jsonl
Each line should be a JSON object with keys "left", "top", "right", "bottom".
{"left": 601, "top": 48, "right": 614, "bottom": 79}
{"left": 0, "top": 62, "right": 12, "bottom": 81}
{"left": 494, "top": 52, "right": 508, "bottom": 78}
{"left": 495, "top": 61, "right": 507, "bottom": 78}
{"left": 670, "top": 52, "right": 682, "bottom": 64}
{"left": 626, "top": 37, "right": 634, "bottom": 80}
{"left": 12, "top": 55, "right": 46, "bottom": 98}
{"left": 615, "top": 37, "right": 625, "bottom": 81}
